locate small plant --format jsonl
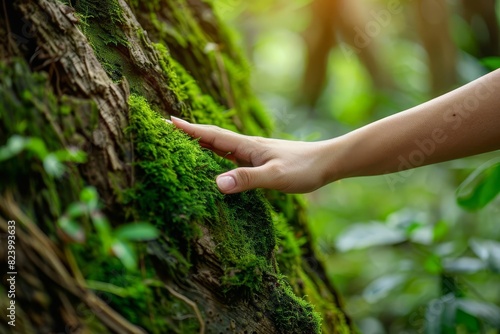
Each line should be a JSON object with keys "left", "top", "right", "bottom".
{"left": 0, "top": 134, "right": 86, "bottom": 177}
{"left": 455, "top": 158, "right": 500, "bottom": 211}
{"left": 58, "top": 186, "right": 159, "bottom": 271}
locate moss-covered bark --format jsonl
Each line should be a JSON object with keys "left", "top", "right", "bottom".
{"left": 0, "top": 0, "right": 353, "bottom": 333}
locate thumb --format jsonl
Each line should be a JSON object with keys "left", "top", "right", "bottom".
{"left": 216, "top": 166, "right": 278, "bottom": 194}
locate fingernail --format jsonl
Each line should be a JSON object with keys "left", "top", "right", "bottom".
{"left": 163, "top": 118, "right": 173, "bottom": 124}
{"left": 217, "top": 175, "right": 236, "bottom": 192}
{"left": 171, "top": 116, "right": 188, "bottom": 123}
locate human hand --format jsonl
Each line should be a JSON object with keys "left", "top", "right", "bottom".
{"left": 170, "top": 117, "right": 337, "bottom": 194}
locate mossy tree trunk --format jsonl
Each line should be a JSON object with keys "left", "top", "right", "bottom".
{"left": 0, "top": 0, "right": 354, "bottom": 333}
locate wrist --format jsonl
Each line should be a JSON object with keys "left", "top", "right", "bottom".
{"left": 318, "top": 136, "right": 350, "bottom": 185}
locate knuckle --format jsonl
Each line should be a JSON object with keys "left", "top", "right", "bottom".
{"left": 244, "top": 137, "right": 268, "bottom": 163}
{"left": 268, "top": 162, "right": 289, "bottom": 189}
{"left": 269, "top": 162, "right": 286, "bottom": 176}
{"left": 236, "top": 168, "right": 252, "bottom": 187}
{"left": 253, "top": 136, "right": 265, "bottom": 144}
{"left": 210, "top": 125, "right": 224, "bottom": 133}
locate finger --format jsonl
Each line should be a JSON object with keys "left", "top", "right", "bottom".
{"left": 216, "top": 164, "right": 284, "bottom": 194}
{"left": 171, "top": 116, "right": 250, "bottom": 156}
{"left": 202, "top": 145, "right": 239, "bottom": 163}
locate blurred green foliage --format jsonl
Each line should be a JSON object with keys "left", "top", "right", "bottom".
{"left": 0, "top": 135, "right": 86, "bottom": 178}
{"left": 0, "top": 134, "right": 160, "bottom": 270}
{"left": 58, "top": 185, "right": 160, "bottom": 271}
{"left": 218, "top": 0, "right": 500, "bottom": 332}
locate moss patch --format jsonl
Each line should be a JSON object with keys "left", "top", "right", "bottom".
{"left": 75, "top": 0, "right": 127, "bottom": 76}
{"left": 217, "top": 191, "right": 276, "bottom": 293}
{"left": 125, "top": 94, "right": 276, "bottom": 293}
{"left": 267, "top": 276, "right": 322, "bottom": 334}
{"left": 124, "top": 94, "right": 322, "bottom": 331}
{"left": 153, "top": 43, "right": 237, "bottom": 129}
{"left": 126, "top": 94, "right": 223, "bottom": 247}
{"left": 130, "top": 0, "right": 273, "bottom": 136}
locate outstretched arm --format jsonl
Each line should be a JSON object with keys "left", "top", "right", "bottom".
{"left": 171, "top": 69, "right": 500, "bottom": 194}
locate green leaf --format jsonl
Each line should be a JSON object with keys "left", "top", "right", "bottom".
{"left": 336, "top": 222, "right": 407, "bottom": 252}
{"left": 8, "top": 135, "right": 27, "bottom": 154}
{"left": 91, "top": 212, "right": 113, "bottom": 251}
{"left": 480, "top": 57, "right": 500, "bottom": 70}
{"left": 405, "top": 221, "right": 423, "bottom": 235}
{"left": 425, "top": 294, "right": 457, "bottom": 334}
{"left": 456, "top": 299, "right": 500, "bottom": 328}
{"left": 455, "top": 309, "right": 481, "bottom": 332}
{"left": 111, "top": 240, "right": 137, "bottom": 271}
{"left": 469, "top": 239, "right": 500, "bottom": 273}
{"left": 432, "top": 220, "right": 449, "bottom": 242}
{"left": 388, "top": 209, "right": 433, "bottom": 244}
{"left": 43, "top": 154, "right": 65, "bottom": 177}
{"left": 424, "top": 254, "right": 442, "bottom": 274}
{"left": 456, "top": 158, "right": 500, "bottom": 211}
{"left": 25, "top": 137, "right": 48, "bottom": 158}
{"left": 80, "top": 187, "right": 99, "bottom": 210}
{"left": 54, "top": 148, "right": 87, "bottom": 163}
{"left": 57, "top": 216, "right": 85, "bottom": 243}
{"left": 0, "top": 135, "right": 27, "bottom": 161}
{"left": 443, "top": 257, "right": 485, "bottom": 274}
{"left": 114, "top": 223, "right": 159, "bottom": 241}
{"left": 66, "top": 202, "right": 87, "bottom": 218}
{"left": 362, "top": 274, "right": 406, "bottom": 303}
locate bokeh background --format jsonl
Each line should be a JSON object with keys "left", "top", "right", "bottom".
{"left": 216, "top": 0, "right": 500, "bottom": 333}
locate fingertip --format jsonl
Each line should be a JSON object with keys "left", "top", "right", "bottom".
{"left": 216, "top": 174, "right": 237, "bottom": 193}
{"left": 170, "top": 116, "right": 190, "bottom": 127}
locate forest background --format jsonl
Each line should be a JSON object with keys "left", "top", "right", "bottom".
{"left": 217, "top": 0, "right": 500, "bottom": 332}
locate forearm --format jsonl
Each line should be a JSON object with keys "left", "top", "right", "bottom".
{"left": 326, "top": 69, "right": 500, "bottom": 182}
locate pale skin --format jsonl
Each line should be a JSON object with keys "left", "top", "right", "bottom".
{"left": 170, "top": 69, "right": 500, "bottom": 194}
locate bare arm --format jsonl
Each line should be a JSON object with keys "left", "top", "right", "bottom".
{"left": 329, "top": 68, "right": 500, "bottom": 181}
{"left": 171, "top": 69, "right": 500, "bottom": 194}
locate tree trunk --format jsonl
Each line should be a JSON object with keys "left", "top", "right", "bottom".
{"left": 414, "top": 0, "right": 457, "bottom": 97}
{"left": 0, "top": 0, "right": 353, "bottom": 333}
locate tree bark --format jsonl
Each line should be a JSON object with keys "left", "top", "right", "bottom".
{"left": 0, "top": 0, "right": 353, "bottom": 333}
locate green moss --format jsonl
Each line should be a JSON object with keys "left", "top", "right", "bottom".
{"left": 73, "top": 0, "right": 128, "bottom": 46}
{"left": 122, "top": 7, "right": 326, "bottom": 328}
{"left": 296, "top": 268, "right": 352, "bottom": 333}
{"left": 130, "top": 0, "right": 273, "bottom": 136}
{"left": 65, "top": 0, "right": 133, "bottom": 83}
{"left": 126, "top": 94, "right": 223, "bottom": 247}
{"left": 71, "top": 238, "right": 195, "bottom": 334}
{"left": 153, "top": 43, "right": 237, "bottom": 129}
{"left": 216, "top": 191, "right": 276, "bottom": 294}
{"left": 267, "top": 276, "right": 322, "bottom": 334}
{"left": 145, "top": 0, "right": 208, "bottom": 49}
{"left": 124, "top": 92, "right": 317, "bottom": 330}
{"left": 273, "top": 211, "right": 304, "bottom": 276}
{"left": 126, "top": 94, "right": 277, "bottom": 295}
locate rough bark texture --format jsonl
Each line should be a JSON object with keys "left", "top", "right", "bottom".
{"left": 0, "top": 0, "right": 354, "bottom": 333}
